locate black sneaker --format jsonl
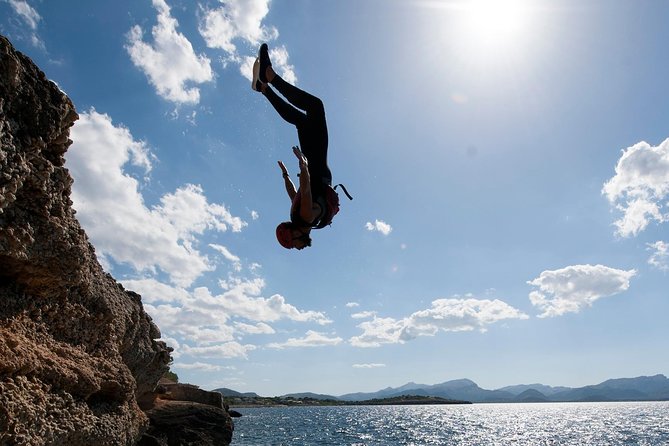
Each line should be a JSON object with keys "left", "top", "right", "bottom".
{"left": 258, "top": 43, "right": 272, "bottom": 83}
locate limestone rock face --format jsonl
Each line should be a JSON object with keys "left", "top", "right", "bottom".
{"left": 0, "top": 35, "right": 172, "bottom": 445}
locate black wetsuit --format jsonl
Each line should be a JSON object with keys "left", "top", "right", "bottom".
{"left": 263, "top": 75, "right": 332, "bottom": 206}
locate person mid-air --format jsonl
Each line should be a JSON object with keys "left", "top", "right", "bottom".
{"left": 252, "top": 43, "right": 350, "bottom": 250}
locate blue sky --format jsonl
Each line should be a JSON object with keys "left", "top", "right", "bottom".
{"left": 2, "top": 0, "right": 668, "bottom": 396}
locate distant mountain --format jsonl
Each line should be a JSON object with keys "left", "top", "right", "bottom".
{"left": 339, "top": 378, "right": 512, "bottom": 402}
{"left": 219, "top": 374, "right": 669, "bottom": 404}
{"left": 550, "top": 375, "right": 669, "bottom": 402}
{"left": 339, "top": 382, "right": 427, "bottom": 401}
{"left": 213, "top": 388, "right": 259, "bottom": 398}
{"left": 282, "top": 392, "right": 340, "bottom": 401}
{"left": 514, "top": 389, "right": 550, "bottom": 403}
{"left": 499, "top": 383, "right": 570, "bottom": 397}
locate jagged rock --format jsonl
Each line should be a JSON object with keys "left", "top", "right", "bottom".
{"left": 0, "top": 35, "right": 174, "bottom": 445}
{"left": 158, "top": 383, "right": 224, "bottom": 409}
{"left": 139, "top": 401, "right": 234, "bottom": 446}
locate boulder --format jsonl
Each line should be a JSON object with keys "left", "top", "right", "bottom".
{"left": 139, "top": 401, "right": 234, "bottom": 446}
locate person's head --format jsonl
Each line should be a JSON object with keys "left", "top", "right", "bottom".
{"left": 276, "top": 222, "right": 312, "bottom": 250}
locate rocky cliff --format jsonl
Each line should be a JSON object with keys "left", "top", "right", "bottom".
{"left": 0, "top": 35, "right": 231, "bottom": 445}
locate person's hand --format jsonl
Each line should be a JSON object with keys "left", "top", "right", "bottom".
{"left": 292, "top": 146, "right": 308, "bottom": 170}
{"left": 278, "top": 160, "right": 289, "bottom": 177}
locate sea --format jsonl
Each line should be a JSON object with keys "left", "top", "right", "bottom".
{"left": 231, "top": 401, "right": 669, "bottom": 445}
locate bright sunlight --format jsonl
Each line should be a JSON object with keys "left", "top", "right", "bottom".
{"left": 462, "top": 0, "right": 532, "bottom": 48}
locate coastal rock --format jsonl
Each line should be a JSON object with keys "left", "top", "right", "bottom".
{"left": 0, "top": 34, "right": 172, "bottom": 445}
{"left": 157, "top": 382, "right": 224, "bottom": 409}
{"left": 139, "top": 381, "right": 234, "bottom": 444}
{"left": 139, "top": 401, "right": 234, "bottom": 446}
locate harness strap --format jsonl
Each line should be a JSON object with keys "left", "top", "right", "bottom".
{"left": 334, "top": 184, "right": 353, "bottom": 200}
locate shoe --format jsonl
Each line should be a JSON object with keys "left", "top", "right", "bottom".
{"left": 251, "top": 57, "right": 262, "bottom": 92}
{"left": 258, "top": 43, "right": 272, "bottom": 83}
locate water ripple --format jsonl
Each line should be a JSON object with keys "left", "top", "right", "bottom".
{"left": 233, "top": 401, "right": 669, "bottom": 445}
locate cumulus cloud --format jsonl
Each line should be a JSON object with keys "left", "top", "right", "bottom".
{"left": 122, "top": 278, "right": 191, "bottom": 305}
{"left": 352, "top": 363, "right": 386, "bottom": 369}
{"left": 210, "top": 243, "right": 242, "bottom": 271}
{"left": 126, "top": 0, "right": 213, "bottom": 104}
{"left": 267, "top": 331, "right": 343, "bottom": 349}
{"left": 350, "top": 297, "right": 528, "bottom": 348}
{"left": 198, "top": 0, "right": 296, "bottom": 84}
{"left": 234, "top": 321, "right": 275, "bottom": 335}
{"left": 198, "top": 0, "right": 277, "bottom": 53}
{"left": 145, "top": 302, "right": 236, "bottom": 345}
{"left": 351, "top": 311, "right": 376, "bottom": 319}
{"left": 528, "top": 264, "right": 637, "bottom": 318}
{"left": 68, "top": 109, "right": 246, "bottom": 287}
{"left": 126, "top": 277, "right": 329, "bottom": 360}
{"left": 195, "top": 281, "right": 331, "bottom": 325}
{"left": 173, "top": 362, "right": 236, "bottom": 372}
{"left": 345, "top": 302, "right": 360, "bottom": 308}
{"left": 182, "top": 342, "right": 256, "bottom": 359}
{"left": 647, "top": 241, "right": 669, "bottom": 272}
{"left": 366, "top": 219, "right": 393, "bottom": 236}
{"left": 602, "top": 138, "right": 669, "bottom": 237}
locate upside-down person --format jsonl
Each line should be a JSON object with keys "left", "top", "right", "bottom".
{"left": 252, "top": 43, "right": 350, "bottom": 250}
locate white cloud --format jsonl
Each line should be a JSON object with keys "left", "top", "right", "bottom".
{"left": 602, "top": 138, "right": 669, "bottom": 237}
{"left": 210, "top": 243, "right": 242, "bottom": 271}
{"left": 350, "top": 317, "right": 405, "bottom": 348}
{"left": 366, "top": 219, "right": 393, "bottom": 236}
{"left": 8, "top": 0, "right": 40, "bottom": 30}
{"left": 352, "top": 363, "right": 386, "bottom": 369}
{"left": 68, "top": 110, "right": 246, "bottom": 287}
{"left": 250, "top": 210, "right": 259, "bottom": 220}
{"left": 182, "top": 342, "right": 256, "bottom": 359}
{"left": 345, "top": 302, "right": 360, "bottom": 308}
{"left": 195, "top": 281, "right": 331, "bottom": 325}
{"left": 350, "top": 297, "right": 527, "bottom": 348}
{"left": 126, "top": 0, "right": 213, "bottom": 104}
{"left": 145, "top": 302, "right": 236, "bottom": 345}
{"left": 6, "top": 1, "right": 45, "bottom": 51}
{"left": 123, "top": 278, "right": 190, "bottom": 305}
{"left": 198, "top": 0, "right": 278, "bottom": 53}
{"left": 234, "top": 321, "right": 275, "bottom": 335}
{"left": 173, "top": 362, "right": 236, "bottom": 372}
{"left": 647, "top": 241, "right": 669, "bottom": 272}
{"left": 267, "top": 331, "right": 343, "bottom": 349}
{"left": 351, "top": 311, "right": 376, "bottom": 319}
{"left": 198, "top": 1, "right": 297, "bottom": 84}
{"left": 127, "top": 277, "right": 329, "bottom": 361}
{"left": 528, "top": 264, "right": 637, "bottom": 318}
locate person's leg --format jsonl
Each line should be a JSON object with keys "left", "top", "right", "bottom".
{"left": 262, "top": 85, "right": 307, "bottom": 127}
{"left": 270, "top": 74, "right": 330, "bottom": 185}
{"left": 257, "top": 45, "right": 331, "bottom": 183}
{"left": 270, "top": 74, "right": 325, "bottom": 119}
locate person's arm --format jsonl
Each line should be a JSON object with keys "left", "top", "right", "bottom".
{"left": 293, "top": 147, "right": 316, "bottom": 224}
{"left": 278, "top": 160, "right": 297, "bottom": 200}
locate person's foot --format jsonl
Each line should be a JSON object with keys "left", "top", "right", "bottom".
{"left": 251, "top": 57, "right": 263, "bottom": 92}
{"left": 258, "top": 43, "right": 272, "bottom": 83}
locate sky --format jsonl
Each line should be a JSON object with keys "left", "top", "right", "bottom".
{"left": 2, "top": 0, "right": 668, "bottom": 397}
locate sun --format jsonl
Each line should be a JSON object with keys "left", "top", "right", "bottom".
{"left": 462, "top": 0, "right": 532, "bottom": 47}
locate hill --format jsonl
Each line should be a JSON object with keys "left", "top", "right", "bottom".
{"left": 224, "top": 374, "right": 669, "bottom": 405}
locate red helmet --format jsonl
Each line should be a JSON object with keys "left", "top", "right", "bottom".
{"left": 276, "top": 222, "right": 295, "bottom": 249}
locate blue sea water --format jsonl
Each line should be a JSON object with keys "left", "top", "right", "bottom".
{"left": 231, "top": 401, "right": 669, "bottom": 445}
